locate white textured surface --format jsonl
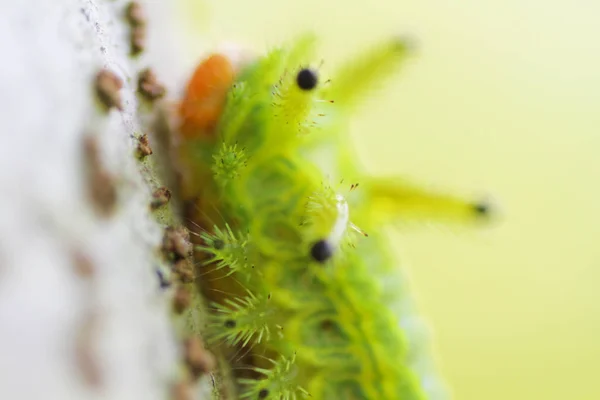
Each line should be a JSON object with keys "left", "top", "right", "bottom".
{"left": 0, "top": 1, "right": 184, "bottom": 399}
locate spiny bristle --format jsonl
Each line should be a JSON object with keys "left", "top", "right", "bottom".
{"left": 216, "top": 82, "right": 250, "bottom": 143}
{"left": 238, "top": 354, "right": 310, "bottom": 400}
{"left": 301, "top": 183, "right": 363, "bottom": 252}
{"left": 284, "top": 34, "right": 317, "bottom": 70}
{"left": 325, "top": 37, "right": 413, "bottom": 110}
{"left": 208, "top": 291, "right": 280, "bottom": 348}
{"left": 212, "top": 142, "right": 248, "bottom": 186}
{"left": 271, "top": 67, "right": 322, "bottom": 137}
{"left": 302, "top": 183, "right": 337, "bottom": 228}
{"left": 365, "top": 177, "right": 493, "bottom": 225}
{"left": 195, "top": 224, "right": 252, "bottom": 276}
{"left": 267, "top": 35, "right": 321, "bottom": 140}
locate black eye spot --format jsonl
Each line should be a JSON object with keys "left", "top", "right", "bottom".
{"left": 473, "top": 201, "right": 490, "bottom": 217}
{"left": 224, "top": 319, "right": 236, "bottom": 328}
{"left": 311, "top": 239, "right": 333, "bottom": 263}
{"left": 296, "top": 68, "right": 318, "bottom": 91}
{"left": 258, "top": 388, "right": 269, "bottom": 399}
{"left": 320, "top": 318, "right": 336, "bottom": 331}
{"left": 213, "top": 239, "right": 225, "bottom": 250}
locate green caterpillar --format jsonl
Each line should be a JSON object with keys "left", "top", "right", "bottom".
{"left": 172, "top": 34, "right": 489, "bottom": 399}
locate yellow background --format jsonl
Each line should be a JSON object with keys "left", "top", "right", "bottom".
{"left": 177, "top": 1, "right": 600, "bottom": 398}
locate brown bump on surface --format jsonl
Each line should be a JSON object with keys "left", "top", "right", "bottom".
{"left": 130, "top": 25, "right": 146, "bottom": 56}
{"left": 138, "top": 68, "right": 166, "bottom": 101}
{"left": 151, "top": 187, "right": 172, "bottom": 210}
{"left": 125, "top": 1, "right": 146, "bottom": 27}
{"left": 171, "top": 380, "right": 193, "bottom": 400}
{"left": 173, "top": 285, "right": 192, "bottom": 314}
{"left": 83, "top": 136, "right": 117, "bottom": 217}
{"left": 137, "top": 133, "right": 153, "bottom": 158}
{"left": 184, "top": 337, "right": 216, "bottom": 380}
{"left": 72, "top": 250, "right": 95, "bottom": 279}
{"left": 163, "top": 226, "right": 192, "bottom": 260}
{"left": 95, "top": 69, "right": 124, "bottom": 111}
{"left": 90, "top": 171, "right": 117, "bottom": 216}
{"left": 75, "top": 313, "right": 102, "bottom": 388}
{"left": 172, "top": 259, "right": 194, "bottom": 283}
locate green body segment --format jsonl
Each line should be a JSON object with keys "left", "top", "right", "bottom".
{"left": 181, "top": 36, "right": 470, "bottom": 400}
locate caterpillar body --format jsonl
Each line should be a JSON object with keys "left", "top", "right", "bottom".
{"left": 171, "top": 35, "right": 489, "bottom": 400}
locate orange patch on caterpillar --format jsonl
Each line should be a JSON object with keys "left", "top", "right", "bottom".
{"left": 178, "top": 54, "right": 235, "bottom": 139}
